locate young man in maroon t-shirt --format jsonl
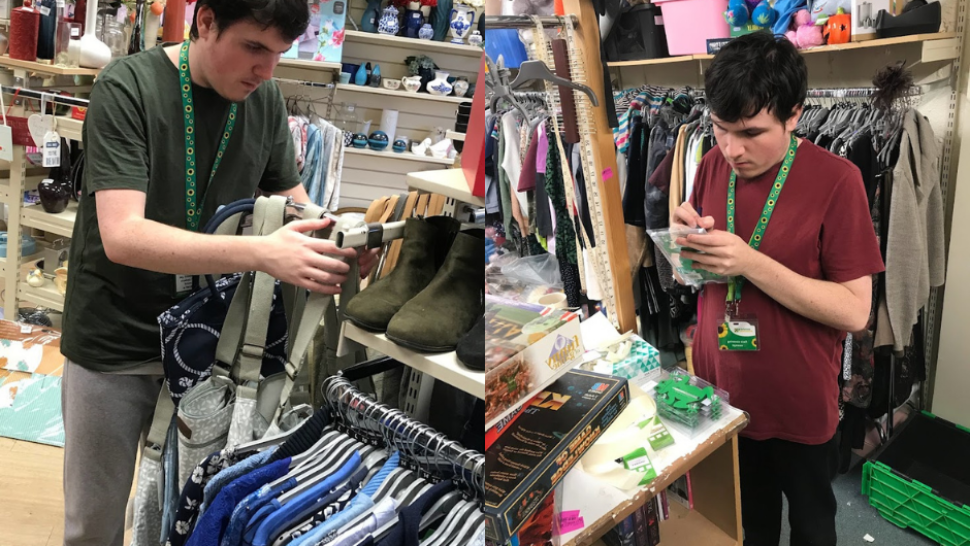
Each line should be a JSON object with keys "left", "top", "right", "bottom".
{"left": 672, "top": 33, "right": 884, "bottom": 546}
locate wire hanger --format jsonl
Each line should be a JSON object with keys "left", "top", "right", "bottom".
{"left": 510, "top": 59, "right": 600, "bottom": 107}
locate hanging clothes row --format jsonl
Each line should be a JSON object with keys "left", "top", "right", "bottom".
{"left": 165, "top": 366, "right": 484, "bottom": 546}
{"left": 287, "top": 99, "right": 344, "bottom": 212}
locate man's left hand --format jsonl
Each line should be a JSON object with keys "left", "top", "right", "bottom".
{"left": 677, "top": 230, "right": 758, "bottom": 277}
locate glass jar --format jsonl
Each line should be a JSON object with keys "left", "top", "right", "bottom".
{"left": 334, "top": 103, "right": 360, "bottom": 134}
{"left": 102, "top": 20, "right": 127, "bottom": 59}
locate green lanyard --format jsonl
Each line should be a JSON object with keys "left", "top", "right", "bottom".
{"left": 725, "top": 135, "right": 798, "bottom": 310}
{"left": 179, "top": 41, "right": 238, "bottom": 231}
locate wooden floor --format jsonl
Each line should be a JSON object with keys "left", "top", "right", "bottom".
{"left": 0, "top": 437, "right": 65, "bottom": 546}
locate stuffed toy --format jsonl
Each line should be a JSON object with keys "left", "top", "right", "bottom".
{"left": 824, "top": 7, "right": 852, "bottom": 44}
{"left": 784, "top": 8, "right": 824, "bottom": 48}
{"left": 725, "top": 0, "right": 777, "bottom": 28}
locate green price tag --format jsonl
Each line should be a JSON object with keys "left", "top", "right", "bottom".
{"left": 621, "top": 447, "right": 658, "bottom": 486}
{"left": 647, "top": 415, "right": 675, "bottom": 451}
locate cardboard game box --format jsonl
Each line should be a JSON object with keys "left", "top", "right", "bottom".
{"left": 485, "top": 370, "right": 630, "bottom": 544}
{"left": 485, "top": 296, "right": 585, "bottom": 430}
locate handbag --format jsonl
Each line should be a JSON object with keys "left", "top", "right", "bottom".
{"left": 130, "top": 196, "right": 364, "bottom": 545}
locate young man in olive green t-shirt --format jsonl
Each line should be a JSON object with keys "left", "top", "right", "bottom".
{"left": 58, "top": 2, "right": 376, "bottom": 545}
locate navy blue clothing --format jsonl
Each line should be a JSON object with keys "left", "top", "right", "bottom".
{"left": 373, "top": 481, "right": 454, "bottom": 546}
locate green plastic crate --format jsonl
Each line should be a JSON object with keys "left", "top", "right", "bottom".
{"left": 862, "top": 412, "right": 970, "bottom": 546}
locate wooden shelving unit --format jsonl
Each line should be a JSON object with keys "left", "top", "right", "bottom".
{"left": 608, "top": 32, "right": 960, "bottom": 68}
{"left": 0, "top": 56, "right": 101, "bottom": 77}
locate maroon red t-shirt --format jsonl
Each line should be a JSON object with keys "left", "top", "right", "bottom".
{"left": 689, "top": 140, "right": 884, "bottom": 445}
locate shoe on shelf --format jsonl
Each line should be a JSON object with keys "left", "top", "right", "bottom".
{"left": 343, "top": 216, "right": 460, "bottom": 332}
{"left": 386, "top": 229, "right": 485, "bottom": 353}
{"left": 456, "top": 316, "right": 484, "bottom": 371}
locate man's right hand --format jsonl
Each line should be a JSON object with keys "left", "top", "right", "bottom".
{"left": 258, "top": 218, "right": 358, "bottom": 295}
{"left": 672, "top": 202, "right": 715, "bottom": 231}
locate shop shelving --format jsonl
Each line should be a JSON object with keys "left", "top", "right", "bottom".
{"left": 335, "top": 83, "right": 471, "bottom": 104}
{"left": 608, "top": 32, "right": 960, "bottom": 68}
{"left": 343, "top": 30, "right": 481, "bottom": 56}
{"left": 345, "top": 146, "right": 455, "bottom": 166}
{"left": 341, "top": 322, "right": 483, "bottom": 399}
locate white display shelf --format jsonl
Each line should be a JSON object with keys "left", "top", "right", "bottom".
{"left": 560, "top": 408, "right": 747, "bottom": 545}
{"left": 55, "top": 116, "right": 84, "bottom": 142}
{"left": 341, "top": 322, "right": 483, "bottom": 399}
{"left": 344, "top": 30, "right": 482, "bottom": 56}
{"left": 406, "top": 169, "right": 483, "bottom": 207}
{"left": 345, "top": 146, "right": 455, "bottom": 166}
{"left": 18, "top": 281, "right": 64, "bottom": 312}
{"left": 21, "top": 202, "right": 78, "bottom": 239}
{"left": 335, "top": 83, "right": 470, "bottom": 104}
{"left": 276, "top": 58, "right": 342, "bottom": 72}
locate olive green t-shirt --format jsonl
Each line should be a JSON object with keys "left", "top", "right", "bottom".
{"left": 61, "top": 46, "right": 300, "bottom": 371}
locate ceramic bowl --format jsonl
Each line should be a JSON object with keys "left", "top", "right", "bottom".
{"left": 339, "top": 72, "right": 352, "bottom": 85}
{"left": 382, "top": 78, "right": 401, "bottom": 91}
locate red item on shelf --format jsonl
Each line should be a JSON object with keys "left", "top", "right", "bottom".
{"left": 10, "top": 4, "right": 40, "bottom": 62}
{"left": 72, "top": 106, "right": 87, "bottom": 121}
{"left": 73, "top": 0, "right": 86, "bottom": 33}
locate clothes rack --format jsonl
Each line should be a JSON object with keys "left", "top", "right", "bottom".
{"left": 805, "top": 86, "right": 925, "bottom": 99}
{"left": 485, "top": 14, "right": 578, "bottom": 29}
{"left": 323, "top": 373, "right": 484, "bottom": 498}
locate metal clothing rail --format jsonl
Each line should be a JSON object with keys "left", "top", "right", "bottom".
{"left": 323, "top": 374, "right": 484, "bottom": 498}
{"left": 484, "top": 14, "right": 578, "bottom": 29}
{"left": 275, "top": 77, "right": 336, "bottom": 90}
{"left": 0, "top": 86, "right": 91, "bottom": 108}
{"left": 806, "top": 85, "right": 925, "bottom": 98}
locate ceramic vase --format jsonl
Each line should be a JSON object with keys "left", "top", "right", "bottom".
{"left": 449, "top": 4, "right": 475, "bottom": 44}
{"left": 452, "top": 78, "right": 469, "bottom": 97}
{"left": 427, "top": 71, "right": 453, "bottom": 96}
{"left": 419, "top": 23, "right": 434, "bottom": 40}
{"left": 38, "top": 178, "right": 72, "bottom": 213}
{"left": 354, "top": 63, "right": 369, "bottom": 85}
{"left": 402, "top": 75, "right": 422, "bottom": 93}
{"left": 368, "top": 131, "right": 389, "bottom": 151}
{"left": 405, "top": 2, "right": 424, "bottom": 38}
{"left": 432, "top": 0, "right": 453, "bottom": 41}
{"left": 468, "top": 30, "right": 483, "bottom": 47}
{"left": 369, "top": 64, "right": 382, "bottom": 87}
{"left": 360, "top": 0, "right": 383, "bottom": 33}
{"left": 378, "top": 5, "right": 400, "bottom": 35}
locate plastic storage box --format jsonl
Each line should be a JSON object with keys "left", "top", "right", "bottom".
{"left": 653, "top": 0, "right": 731, "bottom": 55}
{"left": 862, "top": 411, "right": 970, "bottom": 546}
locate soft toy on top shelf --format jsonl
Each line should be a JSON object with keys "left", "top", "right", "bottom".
{"left": 785, "top": 9, "right": 825, "bottom": 49}
{"left": 725, "top": 0, "right": 778, "bottom": 29}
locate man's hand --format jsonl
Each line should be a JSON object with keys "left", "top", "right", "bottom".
{"left": 672, "top": 202, "right": 715, "bottom": 230}
{"left": 258, "top": 217, "right": 358, "bottom": 295}
{"left": 358, "top": 248, "right": 381, "bottom": 279}
{"left": 678, "top": 230, "right": 758, "bottom": 278}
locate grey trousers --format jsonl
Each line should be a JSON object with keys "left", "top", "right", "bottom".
{"left": 62, "top": 360, "right": 162, "bottom": 546}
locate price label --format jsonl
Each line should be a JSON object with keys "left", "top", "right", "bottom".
{"left": 42, "top": 131, "right": 61, "bottom": 168}
{"left": 39, "top": 5, "right": 51, "bottom": 15}
{"left": 71, "top": 26, "right": 81, "bottom": 37}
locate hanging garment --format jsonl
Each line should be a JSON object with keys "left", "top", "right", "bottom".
{"left": 201, "top": 448, "right": 279, "bottom": 516}
{"left": 186, "top": 457, "right": 293, "bottom": 546}
{"left": 372, "top": 481, "right": 454, "bottom": 546}
{"left": 167, "top": 448, "right": 247, "bottom": 546}
{"left": 881, "top": 110, "right": 946, "bottom": 352}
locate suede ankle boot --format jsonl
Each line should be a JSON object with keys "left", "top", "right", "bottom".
{"left": 386, "top": 229, "right": 485, "bottom": 352}
{"left": 457, "top": 316, "right": 484, "bottom": 371}
{"left": 344, "top": 216, "right": 460, "bottom": 332}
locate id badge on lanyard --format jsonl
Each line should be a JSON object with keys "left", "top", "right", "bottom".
{"left": 718, "top": 136, "right": 798, "bottom": 352}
